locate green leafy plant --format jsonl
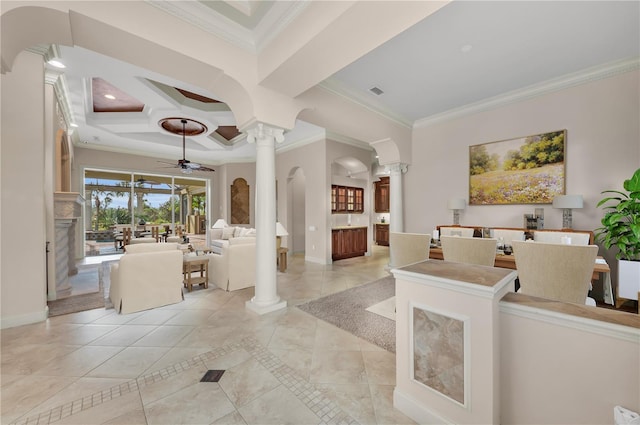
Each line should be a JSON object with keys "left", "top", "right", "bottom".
{"left": 595, "top": 168, "right": 640, "bottom": 261}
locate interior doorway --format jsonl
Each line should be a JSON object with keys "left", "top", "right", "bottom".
{"left": 288, "top": 167, "right": 306, "bottom": 254}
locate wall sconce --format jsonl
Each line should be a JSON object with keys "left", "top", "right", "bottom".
{"left": 276, "top": 222, "right": 289, "bottom": 250}
{"left": 447, "top": 198, "right": 466, "bottom": 225}
{"left": 212, "top": 219, "right": 228, "bottom": 229}
{"left": 552, "top": 195, "right": 583, "bottom": 229}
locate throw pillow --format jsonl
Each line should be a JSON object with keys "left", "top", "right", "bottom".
{"left": 233, "top": 226, "right": 244, "bottom": 238}
{"left": 221, "top": 227, "right": 235, "bottom": 240}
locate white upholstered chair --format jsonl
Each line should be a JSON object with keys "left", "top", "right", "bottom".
{"left": 109, "top": 242, "right": 184, "bottom": 314}
{"left": 512, "top": 241, "right": 598, "bottom": 305}
{"left": 440, "top": 226, "right": 475, "bottom": 237}
{"left": 491, "top": 229, "right": 525, "bottom": 246}
{"left": 389, "top": 232, "right": 431, "bottom": 268}
{"left": 533, "top": 230, "right": 591, "bottom": 245}
{"left": 440, "top": 235, "right": 497, "bottom": 266}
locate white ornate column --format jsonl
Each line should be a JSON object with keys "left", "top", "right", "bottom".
{"left": 245, "top": 123, "right": 287, "bottom": 314}
{"left": 52, "top": 192, "right": 83, "bottom": 300}
{"left": 389, "top": 162, "right": 408, "bottom": 233}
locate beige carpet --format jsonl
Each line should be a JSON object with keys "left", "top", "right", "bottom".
{"left": 297, "top": 275, "right": 396, "bottom": 352}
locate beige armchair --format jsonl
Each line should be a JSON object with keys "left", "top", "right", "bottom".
{"left": 208, "top": 237, "right": 256, "bottom": 291}
{"left": 389, "top": 232, "right": 431, "bottom": 268}
{"left": 440, "top": 235, "right": 497, "bottom": 266}
{"left": 533, "top": 230, "right": 591, "bottom": 245}
{"left": 512, "top": 241, "right": 598, "bottom": 305}
{"left": 109, "top": 243, "right": 184, "bottom": 314}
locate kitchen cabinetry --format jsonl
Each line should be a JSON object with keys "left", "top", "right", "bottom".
{"left": 374, "top": 177, "right": 390, "bottom": 213}
{"left": 332, "top": 227, "right": 367, "bottom": 261}
{"left": 375, "top": 223, "right": 389, "bottom": 246}
{"left": 331, "top": 185, "right": 364, "bottom": 213}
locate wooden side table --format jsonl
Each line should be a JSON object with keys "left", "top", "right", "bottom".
{"left": 183, "top": 256, "right": 209, "bottom": 292}
{"left": 278, "top": 247, "right": 288, "bottom": 273}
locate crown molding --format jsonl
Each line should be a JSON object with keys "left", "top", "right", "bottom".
{"left": 415, "top": 57, "right": 640, "bottom": 129}
{"left": 318, "top": 78, "right": 413, "bottom": 129}
{"left": 145, "top": 0, "right": 310, "bottom": 54}
{"left": 326, "top": 131, "right": 374, "bottom": 151}
{"left": 276, "top": 132, "right": 325, "bottom": 155}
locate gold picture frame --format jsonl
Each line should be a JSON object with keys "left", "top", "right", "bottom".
{"left": 469, "top": 130, "right": 566, "bottom": 205}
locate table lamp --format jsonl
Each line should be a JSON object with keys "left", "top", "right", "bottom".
{"left": 447, "top": 198, "right": 466, "bottom": 225}
{"left": 276, "top": 222, "right": 288, "bottom": 250}
{"left": 552, "top": 195, "right": 583, "bottom": 229}
{"left": 212, "top": 219, "right": 228, "bottom": 229}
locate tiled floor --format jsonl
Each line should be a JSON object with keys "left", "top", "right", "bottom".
{"left": 2, "top": 245, "right": 417, "bottom": 425}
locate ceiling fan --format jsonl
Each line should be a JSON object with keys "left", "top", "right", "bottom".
{"left": 159, "top": 118, "right": 215, "bottom": 174}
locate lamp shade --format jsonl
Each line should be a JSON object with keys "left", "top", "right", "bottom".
{"left": 212, "top": 219, "right": 228, "bottom": 229}
{"left": 447, "top": 198, "right": 466, "bottom": 210}
{"left": 552, "top": 195, "right": 583, "bottom": 209}
{"left": 276, "top": 222, "right": 289, "bottom": 236}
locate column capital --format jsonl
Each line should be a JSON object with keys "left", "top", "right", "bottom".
{"left": 246, "top": 122, "right": 285, "bottom": 145}
{"left": 388, "top": 162, "right": 408, "bottom": 174}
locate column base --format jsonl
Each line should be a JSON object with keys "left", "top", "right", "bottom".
{"left": 246, "top": 298, "right": 287, "bottom": 315}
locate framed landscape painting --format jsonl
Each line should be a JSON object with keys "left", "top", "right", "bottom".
{"left": 469, "top": 130, "right": 566, "bottom": 205}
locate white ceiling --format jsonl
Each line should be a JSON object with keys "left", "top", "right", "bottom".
{"left": 49, "top": 1, "right": 639, "bottom": 166}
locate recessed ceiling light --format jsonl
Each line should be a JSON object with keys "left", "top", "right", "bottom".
{"left": 461, "top": 44, "right": 473, "bottom": 53}
{"left": 369, "top": 86, "right": 384, "bottom": 96}
{"left": 104, "top": 94, "right": 116, "bottom": 100}
{"left": 47, "top": 59, "right": 65, "bottom": 69}
{"left": 70, "top": 123, "right": 79, "bottom": 128}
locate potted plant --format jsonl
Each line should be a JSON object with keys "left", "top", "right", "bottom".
{"left": 595, "top": 168, "right": 640, "bottom": 305}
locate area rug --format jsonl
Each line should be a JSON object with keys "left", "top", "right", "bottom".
{"left": 297, "top": 276, "right": 396, "bottom": 352}
{"left": 48, "top": 265, "right": 108, "bottom": 317}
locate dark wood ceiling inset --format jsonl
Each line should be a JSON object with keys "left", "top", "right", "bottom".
{"left": 92, "top": 78, "right": 145, "bottom": 113}
{"left": 176, "top": 88, "right": 221, "bottom": 104}
{"left": 215, "top": 126, "right": 242, "bottom": 141}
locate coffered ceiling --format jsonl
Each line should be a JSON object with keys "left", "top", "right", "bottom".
{"left": 42, "top": 1, "right": 639, "bottom": 167}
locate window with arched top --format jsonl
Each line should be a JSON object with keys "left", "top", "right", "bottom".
{"left": 231, "top": 178, "right": 250, "bottom": 224}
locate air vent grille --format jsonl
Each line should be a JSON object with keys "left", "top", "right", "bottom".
{"left": 369, "top": 86, "right": 384, "bottom": 96}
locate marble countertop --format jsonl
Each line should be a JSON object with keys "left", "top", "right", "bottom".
{"left": 396, "top": 259, "right": 515, "bottom": 288}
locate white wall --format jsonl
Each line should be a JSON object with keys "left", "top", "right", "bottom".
{"left": 276, "top": 140, "right": 328, "bottom": 264}
{"left": 290, "top": 167, "right": 306, "bottom": 253}
{"left": 406, "top": 70, "right": 640, "bottom": 286}
{"left": 1, "top": 52, "right": 48, "bottom": 328}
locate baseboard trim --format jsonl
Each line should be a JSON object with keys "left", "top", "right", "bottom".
{"left": 304, "top": 255, "right": 328, "bottom": 265}
{"left": 0, "top": 306, "right": 49, "bottom": 329}
{"left": 393, "top": 388, "right": 454, "bottom": 425}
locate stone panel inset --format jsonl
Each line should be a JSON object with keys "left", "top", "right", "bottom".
{"left": 413, "top": 306, "right": 465, "bottom": 404}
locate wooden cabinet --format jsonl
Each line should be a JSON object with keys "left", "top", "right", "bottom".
{"left": 332, "top": 227, "right": 367, "bottom": 261}
{"left": 331, "top": 185, "right": 364, "bottom": 213}
{"left": 374, "top": 177, "right": 390, "bottom": 213}
{"left": 375, "top": 223, "right": 389, "bottom": 246}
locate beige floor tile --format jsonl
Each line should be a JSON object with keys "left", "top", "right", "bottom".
{"left": 48, "top": 308, "right": 113, "bottom": 324}
{"left": 314, "top": 321, "right": 364, "bottom": 351}
{"left": 1, "top": 343, "right": 81, "bottom": 375}
{"left": 268, "top": 324, "right": 317, "bottom": 351}
{"left": 268, "top": 347, "right": 313, "bottom": 381}
{"left": 310, "top": 350, "right": 367, "bottom": 385}
{"left": 212, "top": 410, "right": 248, "bottom": 424}
{"left": 144, "top": 383, "right": 235, "bottom": 425}
{"left": 316, "top": 383, "right": 377, "bottom": 425}
{"left": 204, "top": 349, "right": 253, "bottom": 371}
{"left": 370, "top": 384, "right": 417, "bottom": 425}
{"left": 218, "top": 358, "right": 281, "bottom": 407}
{"left": 143, "top": 347, "right": 212, "bottom": 374}
{"left": 102, "top": 406, "right": 148, "bottom": 425}
{"left": 32, "top": 345, "right": 125, "bottom": 377}
{"left": 163, "top": 309, "right": 215, "bottom": 325}
{"left": 238, "top": 385, "right": 321, "bottom": 425}
{"left": 1, "top": 375, "right": 76, "bottom": 424}
{"left": 21, "top": 377, "right": 130, "bottom": 419}
{"left": 88, "top": 325, "right": 158, "bottom": 346}
{"left": 48, "top": 324, "right": 120, "bottom": 345}
{"left": 86, "top": 346, "right": 172, "bottom": 379}
{"left": 173, "top": 325, "right": 238, "bottom": 349}
{"left": 139, "top": 363, "right": 209, "bottom": 405}
{"left": 362, "top": 350, "right": 396, "bottom": 385}
{"left": 55, "top": 391, "right": 144, "bottom": 424}
{"left": 91, "top": 311, "right": 143, "bottom": 325}
{"left": 132, "top": 325, "right": 194, "bottom": 347}
{"left": 125, "top": 308, "right": 180, "bottom": 325}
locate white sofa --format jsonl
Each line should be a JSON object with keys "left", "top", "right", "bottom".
{"left": 209, "top": 227, "right": 256, "bottom": 291}
{"left": 109, "top": 242, "right": 184, "bottom": 314}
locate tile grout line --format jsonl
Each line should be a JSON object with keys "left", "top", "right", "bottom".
{"left": 239, "top": 337, "right": 360, "bottom": 425}
{"left": 12, "top": 337, "right": 360, "bottom": 425}
{"left": 10, "top": 343, "right": 243, "bottom": 425}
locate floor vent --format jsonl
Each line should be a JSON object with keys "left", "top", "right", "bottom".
{"left": 201, "top": 370, "right": 225, "bottom": 382}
